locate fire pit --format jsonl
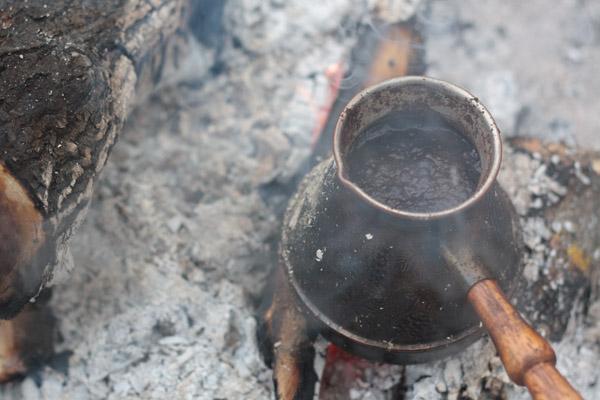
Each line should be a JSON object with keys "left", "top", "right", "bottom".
{"left": 1, "top": 1, "right": 600, "bottom": 399}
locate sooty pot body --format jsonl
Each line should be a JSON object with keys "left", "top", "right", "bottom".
{"left": 280, "top": 157, "right": 523, "bottom": 364}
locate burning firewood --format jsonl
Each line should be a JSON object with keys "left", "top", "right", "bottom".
{"left": 0, "top": 0, "right": 188, "bottom": 380}
{"left": 258, "top": 268, "right": 319, "bottom": 400}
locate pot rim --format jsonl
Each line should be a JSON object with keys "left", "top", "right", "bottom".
{"left": 333, "top": 76, "right": 503, "bottom": 221}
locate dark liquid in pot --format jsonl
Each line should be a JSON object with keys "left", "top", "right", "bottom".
{"left": 348, "top": 114, "right": 481, "bottom": 213}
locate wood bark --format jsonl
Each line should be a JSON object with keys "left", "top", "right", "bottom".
{"left": 0, "top": 0, "right": 187, "bottom": 317}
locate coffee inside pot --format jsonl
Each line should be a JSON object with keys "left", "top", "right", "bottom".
{"left": 347, "top": 110, "right": 481, "bottom": 213}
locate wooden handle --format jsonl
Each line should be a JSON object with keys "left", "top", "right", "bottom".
{"left": 468, "top": 279, "right": 582, "bottom": 400}
{"left": 524, "top": 362, "right": 584, "bottom": 400}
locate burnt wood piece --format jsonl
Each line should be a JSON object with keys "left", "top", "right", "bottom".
{"left": 508, "top": 138, "right": 600, "bottom": 341}
{"left": 258, "top": 268, "right": 319, "bottom": 400}
{"left": 0, "top": 0, "right": 186, "bottom": 314}
{"left": 0, "top": 0, "right": 189, "bottom": 380}
{"left": 0, "top": 291, "right": 54, "bottom": 381}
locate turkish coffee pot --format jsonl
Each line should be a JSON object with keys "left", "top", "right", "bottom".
{"left": 280, "top": 77, "right": 581, "bottom": 399}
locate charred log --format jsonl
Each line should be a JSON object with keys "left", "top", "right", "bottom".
{"left": 0, "top": 0, "right": 189, "bottom": 380}
{"left": 0, "top": 0, "right": 187, "bottom": 315}
{"left": 258, "top": 268, "right": 319, "bottom": 400}
{"left": 0, "top": 291, "right": 54, "bottom": 380}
